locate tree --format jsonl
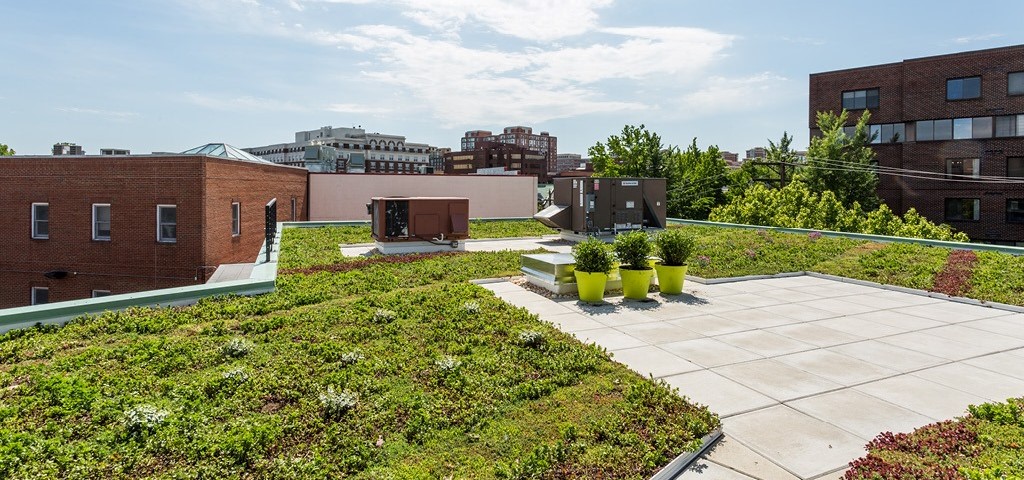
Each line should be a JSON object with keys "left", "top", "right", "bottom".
{"left": 727, "top": 132, "right": 798, "bottom": 199}
{"left": 0, "top": 143, "right": 14, "bottom": 156}
{"left": 800, "top": 110, "right": 880, "bottom": 211}
{"left": 668, "top": 139, "right": 728, "bottom": 220}
{"left": 588, "top": 125, "right": 676, "bottom": 181}
{"left": 709, "top": 180, "right": 968, "bottom": 241}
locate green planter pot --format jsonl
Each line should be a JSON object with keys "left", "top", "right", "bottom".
{"left": 654, "top": 263, "right": 688, "bottom": 295}
{"left": 574, "top": 271, "right": 608, "bottom": 303}
{"left": 619, "top": 268, "right": 654, "bottom": 300}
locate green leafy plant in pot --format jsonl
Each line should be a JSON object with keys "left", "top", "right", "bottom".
{"left": 653, "top": 228, "right": 696, "bottom": 294}
{"left": 572, "top": 237, "right": 613, "bottom": 303}
{"left": 613, "top": 230, "right": 654, "bottom": 300}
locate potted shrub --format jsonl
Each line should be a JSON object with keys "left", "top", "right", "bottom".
{"left": 613, "top": 230, "right": 654, "bottom": 300}
{"left": 572, "top": 237, "right": 613, "bottom": 303}
{"left": 653, "top": 228, "right": 696, "bottom": 294}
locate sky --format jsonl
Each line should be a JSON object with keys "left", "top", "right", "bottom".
{"left": 2, "top": 1, "right": 1023, "bottom": 157}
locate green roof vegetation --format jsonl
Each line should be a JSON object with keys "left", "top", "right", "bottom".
{"left": 0, "top": 220, "right": 718, "bottom": 479}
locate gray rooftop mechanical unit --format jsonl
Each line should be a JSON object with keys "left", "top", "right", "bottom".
{"left": 534, "top": 177, "right": 667, "bottom": 234}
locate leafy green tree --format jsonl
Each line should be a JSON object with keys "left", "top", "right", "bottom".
{"left": 588, "top": 124, "right": 676, "bottom": 181}
{"left": 668, "top": 139, "right": 728, "bottom": 220}
{"left": 727, "top": 132, "right": 798, "bottom": 199}
{"left": 801, "top": 110, "right": 881, "bottom": 211}
{"left": 0, "top": 143, "right": 14, "bottom": 156}
{"left": 709, "top": 180, "right": 968, "bottom": 241}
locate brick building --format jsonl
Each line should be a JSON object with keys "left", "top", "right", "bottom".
{"left": 0, "top": 145, "right": 308, "bottom": 308}
{"left": 245, "top": 125, "right": 437, "bottom": 174}
{"left": 461, "top": 126, "right": 557, "bottom": 173}
{"left": 810, "top": 45, "right": 1024, "bottom": 244}
{"left": 443, "top": 141, "right": 549, "bottom": 182}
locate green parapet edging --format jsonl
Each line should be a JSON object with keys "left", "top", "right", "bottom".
{"left": 667, "top": 218, "right": 1024, "bottom": 256}
{"left": 0, "top": 219, "right": 547, "bottom": 332}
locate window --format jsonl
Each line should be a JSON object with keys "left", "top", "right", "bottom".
{"left": 92, "top": 204, "right": 111, "bottom": 240}
{"left": 31, "top": 287, "right": 49, "bottom": 305}
{"left": 946, "top": 158, "right": 979, "bottom": 178}
{"left": 231, "top": 202, "right": 241, "bottom": 236}
{"left": 1009, "top": 157, "right": 1024, "bottom": 178}
{"left": 972, "top": 117, "right": 993, "bottom": 138}
{"left": 996, "top": 116, "right": 1018, "bottom": 137}
{"left": 290, "top": 197, "right": 297, "bottom": 221}
{"left": 842, "top": 88, "right": 879, "bottom": 110}
{"left": 916, "top": 120, "right": 934, "bottom": 141}
{"left": 1010, "top": 72, "right": 1024, "bottom": 95}
{"left": 92, "top": 290, "right": 111, "bottom": 298}
{"left": 953, "top": 118, "right": 972, "bottom": 139}
{"left": 31, "top": 203, "right": 49, "bottom": 239}
{"left": 157, "top": 205, "right": 177, "bottom": 243}
{"left": 947, "top": 76, "right": 981, "bottom": 100}
{"left": 945, "top": 198, "right": 980, "bottom": 221}
{"left": 934, "top": 119, "right": 953, "bottom": 140}
{"left": 1009, "top": 200, "right": 1024, "bottom": 223}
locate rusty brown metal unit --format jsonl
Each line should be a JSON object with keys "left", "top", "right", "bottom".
{"left": 534, "top": 177, "right": 666, "bottom": 234}
{"left": 368, "top": 197, "right": 470, "bottom": 242}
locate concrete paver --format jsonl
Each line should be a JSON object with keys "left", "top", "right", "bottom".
{"left": 699, "top": 435, "right": 799, "bottom": 480}
{"left": 480, "top": 274, "right": 1024, "bottom": 479}
{"left": 727, "top": 405, "right": 865, "bottom": 479}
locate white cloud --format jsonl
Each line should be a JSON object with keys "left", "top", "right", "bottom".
{"left": 56, "top": 107, "right": 139, "bottom": 119}
{"left": 326, "top": 103, "right": 385, "bottom": 114}
{"left": 174, "top": 0, "right": 738, "bottom": 126}
{"left": 678, "top": 73, "right": 788, "bottom": 115}
{"left": 304, "top": 0, "right": 613, "bottom": 41}
{"left": 183, "top": 92, "right": 306, "bottom": 112}
{"left": 952, "top": 33, "right": 1003, "bottom": 44}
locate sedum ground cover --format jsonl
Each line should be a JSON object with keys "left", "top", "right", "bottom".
{"left": 0, "top": 222, "right": 718, "bottom": 479}
{"left": 844, "top": 398, "right": 1024, "bottom": 479}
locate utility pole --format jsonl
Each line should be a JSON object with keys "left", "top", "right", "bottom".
{"left": 751, "top": 159, "right": 793, "bottom": 188}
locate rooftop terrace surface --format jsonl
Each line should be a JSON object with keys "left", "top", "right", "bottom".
{"left": 482, "top": 275, "right": 1024, "bottom": 479}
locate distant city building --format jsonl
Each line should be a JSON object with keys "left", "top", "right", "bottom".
{"left": 721, "top": 151, "right": 741, "bottom": 168}
{"left": 99, "top": 148, "right": 130, "bottom": 155}
{"left": 444, "top": 141, "right": 549, "bottom": 182}
{"left": 430, "top": 147, "right": 451, "bottom": 172}
{"left": 0, "top": 144, "right": 307, "bottom": 308}
{"left": 245, "top": 125, "right": 438, "bottom": 174}
{"left": 555, "top": 153, "right": 583, "bottom": 172}
{"left": 810, "top": 44, "right": 1024, "bottom": 244}
{"left": 461, "top": 126, "right": 557, "bottom": 172}
{"left": 53, "top": 142, "right": 84, "bottom": 155}
{"left": 745, "top": 147, "right": 766, "bottom": 160}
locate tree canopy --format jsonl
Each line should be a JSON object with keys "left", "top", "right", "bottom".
{"left": 0, "top": 143, "right": 14, "bottom": 156}
{"left": 588, "top": 124, "right": 674, "bottom": 180}
{"left": 668, "top": 139, "right": 728, "bottom": 220}
{"left": 801, "top": 110, "right": 881, "bottom": 211}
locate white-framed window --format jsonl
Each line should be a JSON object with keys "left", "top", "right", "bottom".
{"left": 92, "top": 204, "right": 111, "bottom": 241}
{"left": 92, "top": 290, "right": 111, "bottom": 298}
{"left": 31, "top": 287, "right": 49, "bottom": 305}
{"left": 231, "top": 202, "right": 241, "bottom": 236}
{"left": 31, "top": 203, "right": 49, "bottom": 239}
{"left": 157, "top": 205, "right": 177, "bottom": 243}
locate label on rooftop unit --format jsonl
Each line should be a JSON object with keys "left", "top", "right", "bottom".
{"left": 625, "top": 201, "right": 635, "bottom": 208}
{"left": 621, "top": 180, "right": 639, "bottom": 186}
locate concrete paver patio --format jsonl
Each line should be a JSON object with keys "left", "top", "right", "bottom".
{"left": 479, "top": 274, "right": 1024, "bottom": 479}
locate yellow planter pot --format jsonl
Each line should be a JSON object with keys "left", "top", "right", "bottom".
{"left": 574, "top": 271, "right": 608, "bottom": 303}
{"left": 654, "top": 263, "right": 688, "bottom": 295}
{"left": 619, "top": 268, "right": 654, "bottom": 300}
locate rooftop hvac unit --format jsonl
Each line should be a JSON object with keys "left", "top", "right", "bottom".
{"left": 534, "top": 177, "right": 666, "bottom": 235}
{"left": 367, "top": 197, "right": 470, "bottom": 254}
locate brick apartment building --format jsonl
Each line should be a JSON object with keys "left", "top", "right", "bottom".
{"left": 461, "top": 126, "right": 557, "bottom": 172}
{"left": 810, "top": 45, "right": 1024, "bottom": 244}
{"left": 0, "top": 145, "right": 308, "bottom": 308}
{"left": 443, "top": 141, "right": 550, "bottom": 182}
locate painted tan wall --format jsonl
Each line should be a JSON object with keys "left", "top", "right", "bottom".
{"left": 309, "top": 174, "right": 538, "bottom": 220}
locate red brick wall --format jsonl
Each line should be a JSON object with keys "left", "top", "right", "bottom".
{"left": 201, "top": 159, "right": 307, "bottom": 271}
{"left": 809, "top": 45, "right": 1024, "bottom": 243}
{"left": 0, "top": 155, "right": 308, "bottom": 308}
